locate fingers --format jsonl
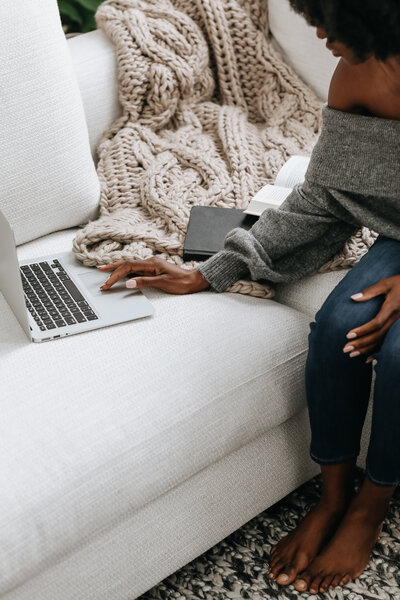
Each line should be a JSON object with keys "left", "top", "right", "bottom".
{"left": 343, "top": 327, "right": 390, "bottom": 357}
{"left": 99, "top": 258, "right": 183, "bottom": 289}
{"left": 99, "top": 258, "right": 208, "bottom": 295}
{"left": 346, "top": 299, "right": 396, "bottom": 340}
{"left": 351, "top": 280, "right": 388, "bottom": 302}
{"left": 97, "top": 261, "right": 128, "bottom": 272}
{"left": 344, "top": 313, "right": 399, "bottom": 357}
{"left": 127, "top": 275, "right": 197, "bottom": 294}
{"left": 100, "top": 263, "right": 133, "bottom": 290}
{"left": 348, "top": 306, "right": 392, "bottom": 338}
{"left": 99, "top": 258, "right": 167, "bottom": 290}
{"left": 126, "top": 275, "right": 166, "bottom": 291}
{"left": 343, "top": 340, "right": 381, "bottom": 359}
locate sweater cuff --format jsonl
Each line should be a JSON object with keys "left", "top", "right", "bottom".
{"left": 197, "top": 251, "right": 249, "bottom": 292}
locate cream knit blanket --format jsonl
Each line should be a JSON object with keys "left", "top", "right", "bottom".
{"left": 72, "top": 0, "right": 377, "bottom": 299}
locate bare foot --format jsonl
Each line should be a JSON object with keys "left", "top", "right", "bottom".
{"left": 268, "top": 497, "right": 351, "bottom": 586}
{"left": 294, "top": 480, "right": 394, "bottom": 593}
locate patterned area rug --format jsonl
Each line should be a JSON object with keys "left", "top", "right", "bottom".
{"left": 140, "top": 470, "right": 400, "bottom": 599}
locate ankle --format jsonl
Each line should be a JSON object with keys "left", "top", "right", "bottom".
{"left": 318, "top": 490, "right": 354, "bottom": 513}
{"left": 346, "top": 502, "right": 388, "bottom": 527}
{"left": 320, "top": 462, "right": 357, "bottom": 506}
{"left": 347, "top": 481, "right": 394, "bottom": 524}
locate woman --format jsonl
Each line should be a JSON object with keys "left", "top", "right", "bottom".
{"left": 99, "top": 0, "right": 400, "bottom": 592}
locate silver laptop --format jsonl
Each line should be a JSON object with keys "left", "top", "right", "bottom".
{"left": 0, "top": 208, "right": 154, "bottom": 343}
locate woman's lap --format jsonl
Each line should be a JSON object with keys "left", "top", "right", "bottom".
{"left": 306, "top": 236, "right": 400, "bottom": 481}
{"left": 315, "top": 235, "right": 400, "bottom": 330}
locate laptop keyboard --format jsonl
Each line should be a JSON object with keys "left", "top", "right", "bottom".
{"left": 20, "top": 259, "right": 98, "bottom": 332}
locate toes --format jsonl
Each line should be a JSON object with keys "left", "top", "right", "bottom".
{"left": 319, "top": 574, "right": 334, "bottom": 593}
{"left": 270, "top": 543, "right": 279, "bottom": 555}
{"left": 340, "top": 574, "right": 351, "bottom": 586}
{"left": 268, "top": 553, "right": 283, "bottom": 578}
{"left": 331, "top": 574, "right": 343, "bottom": 588}
{"left": 268, "top": 555, "right": 278, "bottom": 572}
{"left": 269, "top": 550, "right": 283, "bottom": 567}
{"left": 294, "top": 571, "right": 312, "bottom": 592}
{"left": 276, "top": 572, "right": 290, "bottom": 585}
{"left": 268, "top": 559, "right": 285, "bottom": 580}
{"left": 309, "top": 573, "right": 324, "bottom": 594}
{"left": 275, "top": 564, "right": 299, "bottom": 586}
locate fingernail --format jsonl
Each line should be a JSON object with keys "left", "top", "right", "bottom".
{"left": 347, "top": 332, "right": 357, "bottom": 339}
{"left": 350, "top": 350, "right": 360, "bottom": 358}
{"left": 366, "top": 356, "right": 374, "bottom": 364}
{"left": 126, "top": 279, "right": 137, "bottom": 289}
{"left": 343, "top": 346, "right": 354, "bottom": 353}
{"left": 351, "top": 293, "right": 363, "bottom": 299}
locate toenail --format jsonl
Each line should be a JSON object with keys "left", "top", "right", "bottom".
{"left": 296, "top": 579, "right": 307, "bottom": 589}
{"left": 278, "top": 574, "right": 289, "bottom": 582}
{"left": 310, "top": 589, "right": 317, "bottom": 594}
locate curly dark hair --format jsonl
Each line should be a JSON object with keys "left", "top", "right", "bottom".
{"left": 288, "top": 0, "right": 400, "bottom": 61}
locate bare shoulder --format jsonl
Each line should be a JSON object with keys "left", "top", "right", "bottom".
{"left": 328, "top": 58, "right": 400, "bottom": 120}
{"left": 328, "top": 58, "right": 370, "bottom": 113}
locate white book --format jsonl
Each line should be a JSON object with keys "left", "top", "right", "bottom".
{"left": 244, "top": 155, "right": 310, "bottom": 217}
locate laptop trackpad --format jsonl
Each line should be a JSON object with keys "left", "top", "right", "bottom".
{"left": 75, "top": 269, "right": 154, "bottom": 323}
{"left": 78, "top": 270, "right": 139, "bottom": 299}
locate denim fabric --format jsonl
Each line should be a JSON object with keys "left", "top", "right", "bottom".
{"left": 306, "top": 235, "right": 400, "bottom": 487}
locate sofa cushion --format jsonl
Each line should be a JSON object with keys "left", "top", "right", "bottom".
{"left": 68, "top": 30, "right": 122, "bottom": 161}
{"left": 0, "top": 0, "right": 100, "bottom": 245}
{"left": 0, "top": 228, "right": 318, "bottom": 593}
{"left": 268, "top": 0, "right": 338, "bottom": 101}
{"left": 274, "top": 270, "right": 348, "bottom": 319}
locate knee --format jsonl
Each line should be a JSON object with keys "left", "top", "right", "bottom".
{"left": 309, "top": 295, "right": 381, "bottom": 349}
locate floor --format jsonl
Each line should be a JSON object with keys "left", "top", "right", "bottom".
{"left": 140, "top": 470, "right": 400, "bottom": 599}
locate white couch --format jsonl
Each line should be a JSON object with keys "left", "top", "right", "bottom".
{"left": 0, "top": 3, "right": 372, "bottom": 599}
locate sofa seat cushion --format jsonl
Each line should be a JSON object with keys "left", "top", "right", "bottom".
{"left": 0, "top": 229, "right": 315, "bottom": 593}
{"left": 274, "top": 270, "right": 348, "bottom": 319}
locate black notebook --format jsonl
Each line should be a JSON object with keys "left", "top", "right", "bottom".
{"left": 183, "top": 206, "right": 258, "bottom": 261}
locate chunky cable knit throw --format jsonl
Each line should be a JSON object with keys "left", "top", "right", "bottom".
{"left": 72, "top": 0, "right": 377, "bottom": 299}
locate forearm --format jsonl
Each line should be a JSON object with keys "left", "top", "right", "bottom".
{"left": 198, "top": 183, "right": 356, "bottom": 292}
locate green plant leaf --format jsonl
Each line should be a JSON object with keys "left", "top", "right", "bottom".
{"left": 81, "top": 10, "right": 98, "bottom": 33}
{"left": 74, "top": 0, "right": 103, "bottom": 12}
{"left": 58, "top": 0, "right": 83, "bottom": 25}
{"left": 58, "top": 0, "right": 103, "bottom": 33}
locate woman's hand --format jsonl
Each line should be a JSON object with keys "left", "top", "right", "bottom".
{"left": 343, "top": 275, "right": 400, "bottom": 362}
{"left": 98, "top": 257, "right": 210, "bottom": 295}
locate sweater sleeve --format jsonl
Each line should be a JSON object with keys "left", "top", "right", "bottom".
{"left": 198, "top": 105, "right": 400, "bottom": 292}
{"left": 197, "top": 181, "right": 357, "bottom": 292}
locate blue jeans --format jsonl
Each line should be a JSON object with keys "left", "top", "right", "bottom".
{"left": 306, "top": 235, "right": 400, "bottom": 487}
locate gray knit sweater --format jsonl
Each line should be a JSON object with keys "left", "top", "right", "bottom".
{"left": 198, "top": 105, "right": 400, "bottom": 292}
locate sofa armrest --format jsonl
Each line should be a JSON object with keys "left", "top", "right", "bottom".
{"left": 67, "top": 29, "right": 122, "bottom": 162}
